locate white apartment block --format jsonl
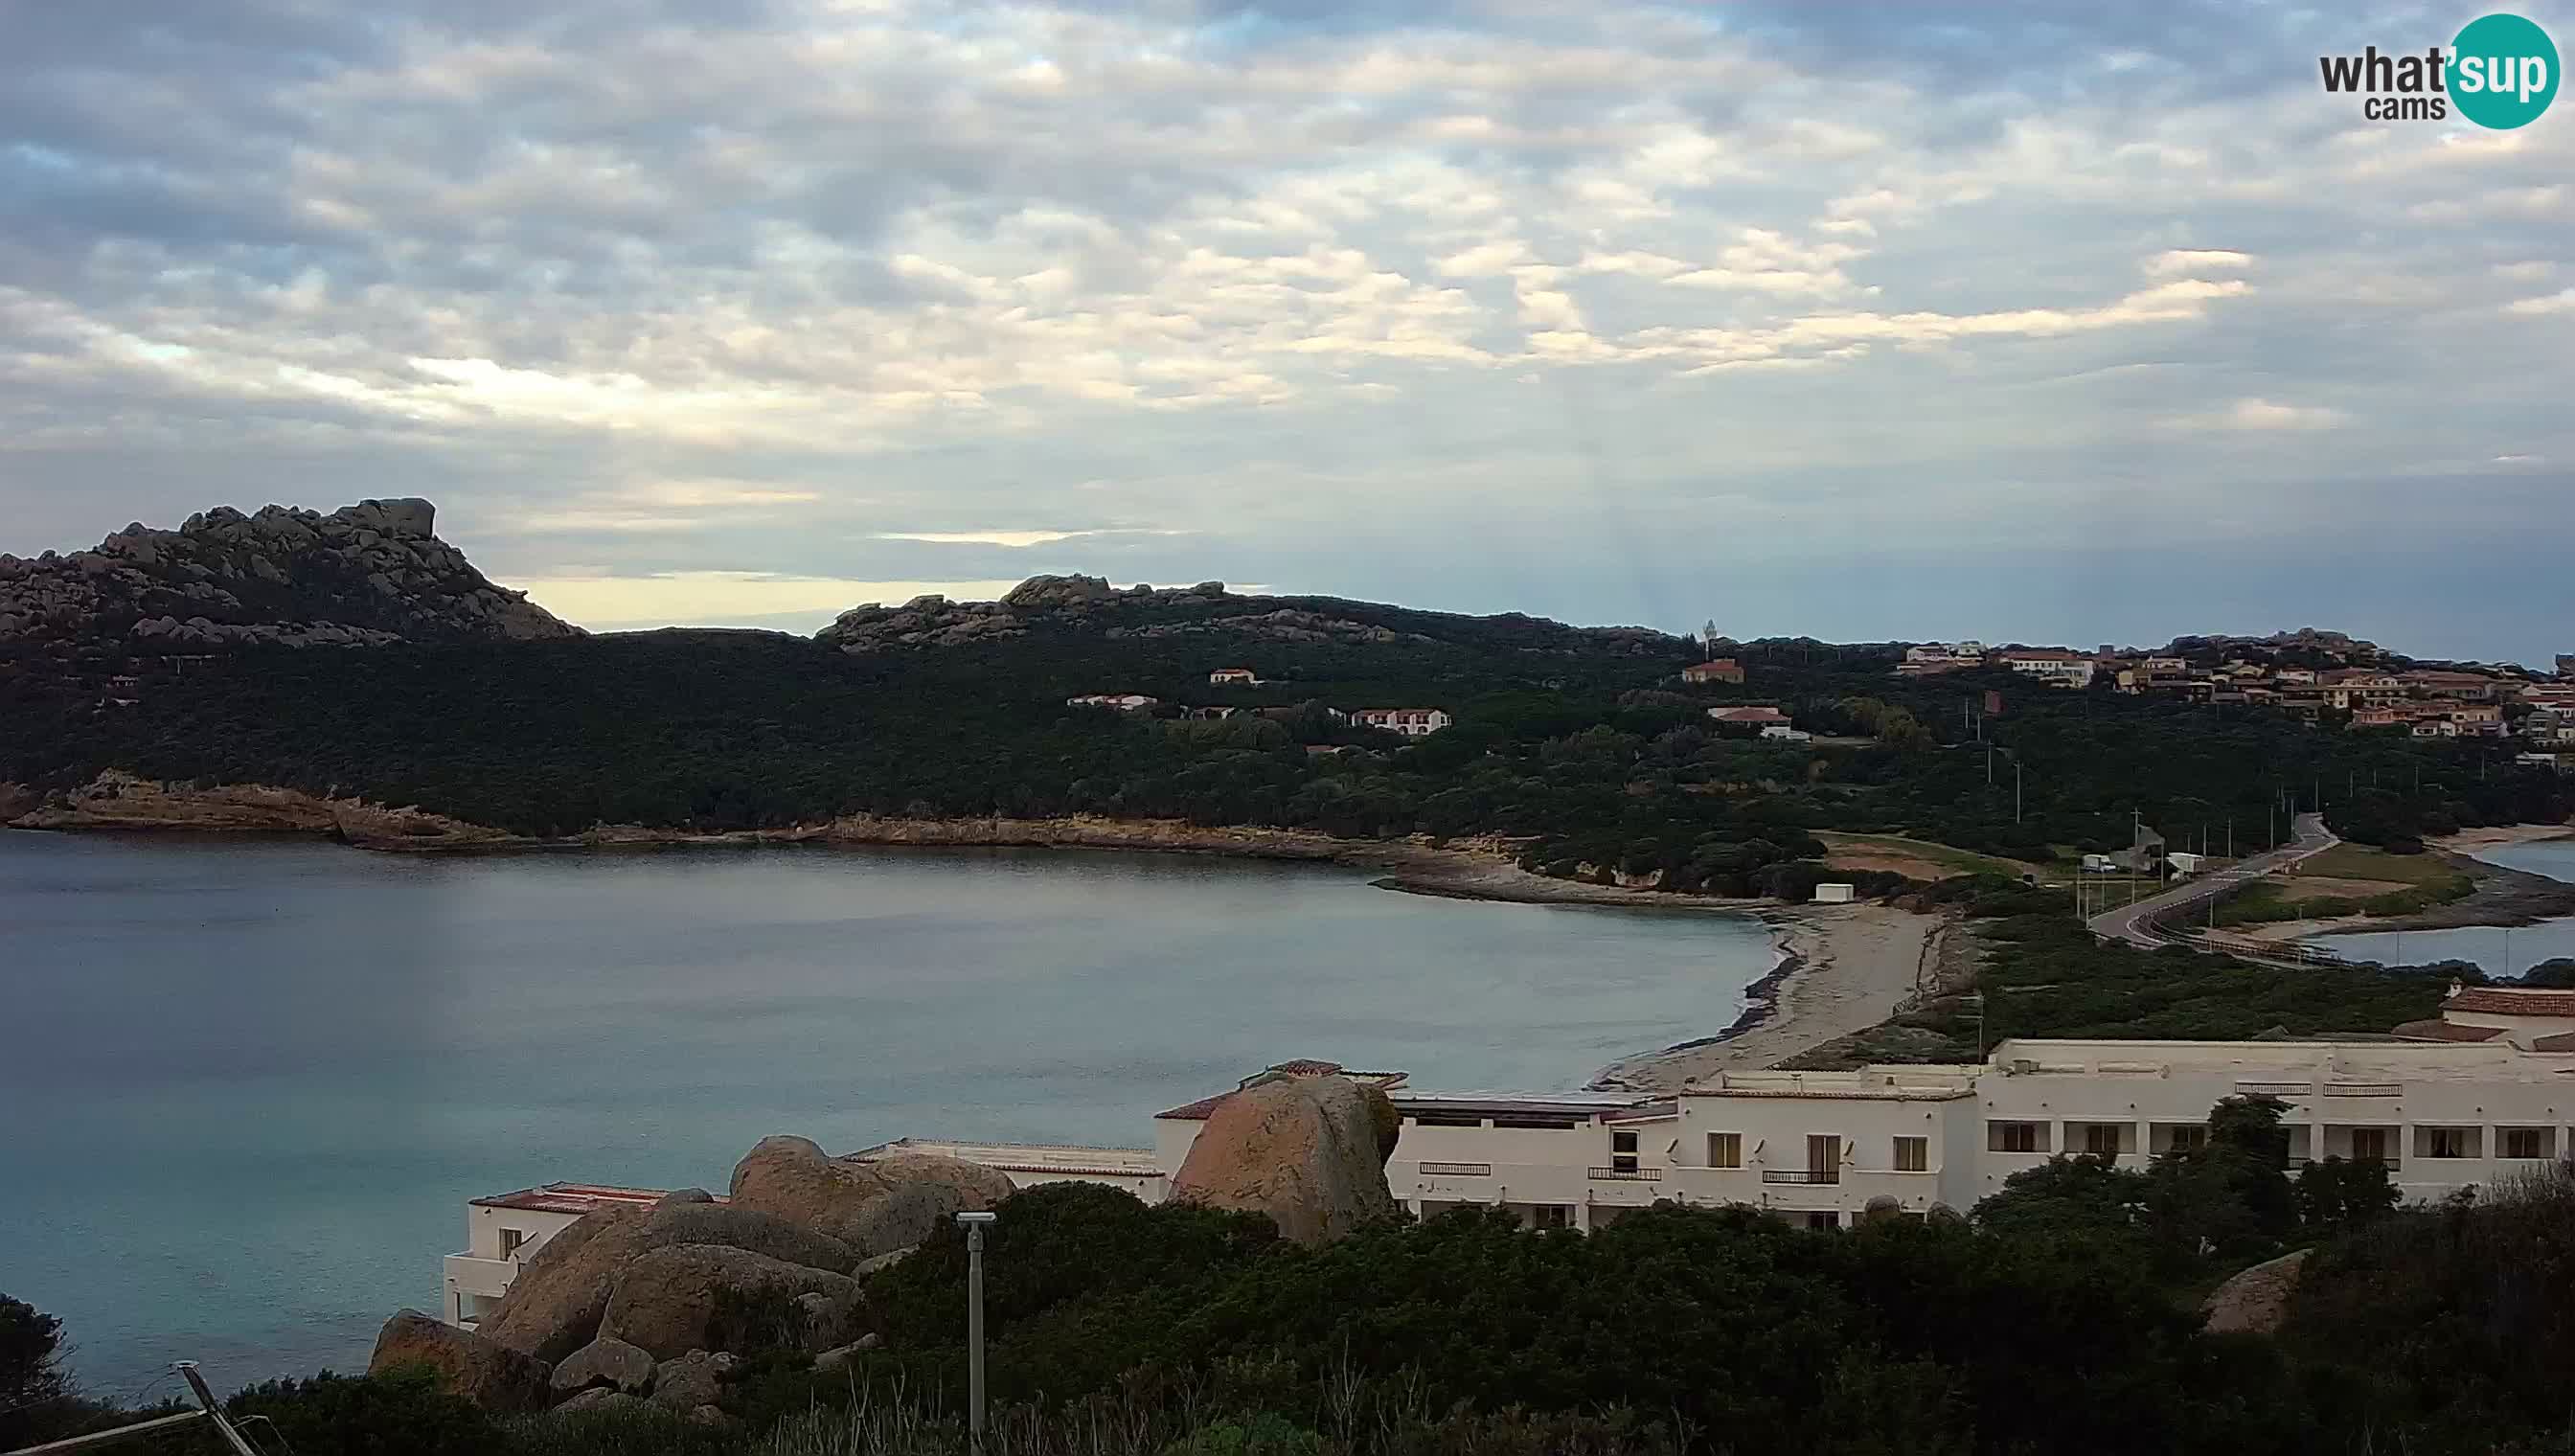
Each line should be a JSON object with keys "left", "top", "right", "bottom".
{"left": 1999, "top": 651, "right": 2097, "bottom": 689}
{"left": 439, "top": 992, "right": 2575, "bottom": 1324}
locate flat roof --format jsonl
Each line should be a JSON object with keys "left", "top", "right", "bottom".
{"left": 847, "top": 1138, "right": 1160, "bottom": 1178}
{"left": 470, "top": 1182, "right": 698, "bottom": 1215}
{"left": 1396, "top": 1090, "right": 1660, "bottom": 1118}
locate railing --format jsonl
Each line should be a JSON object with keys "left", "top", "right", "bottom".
{"left": 1586, "top": 1166, "right": 1663, "bottom": 1181}
{"left": 2235, "top": 1081, "right": 2313, "bottom": 1096}
{"left": 1760, "top": 1169, "right": 1842, "bottom": 1185}
{"left": 1416, "top": 1161, "right": 1493, "bottom": 1177}
{"left": 2324, "top": 1081, "right": 2402, "bottom": 1097}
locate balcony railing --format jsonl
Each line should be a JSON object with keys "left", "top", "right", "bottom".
{"left": 1587, "top": 1166, "right": 1663, "bottom": 1181}
{"left": 2235, "top": 1081, "right": 2313, "bottom": 1096}
{"left": 2324, "top": 1081, "right": 2402, "bottom": 1097}
{"left": 1760, "top": 1169, "right": 1842, "bottom": 1185}
{"left": 1417, "top": 1161, "right": 1493, "bottom": 1177}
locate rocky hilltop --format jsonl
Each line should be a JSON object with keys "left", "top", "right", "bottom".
{"left": 0, "top": 497, "right": 580, "bottom": 648}
{"left": 818, "top": 573, "right": 1683, "bottom": 657}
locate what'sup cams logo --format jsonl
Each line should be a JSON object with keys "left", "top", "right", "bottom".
{"left": 2318, "top": 12, "right": 2559, "bottom": 127}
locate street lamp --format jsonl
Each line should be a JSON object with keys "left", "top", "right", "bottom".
{"left": 956, "top": 1211, "right": 998, "bottom": 1453}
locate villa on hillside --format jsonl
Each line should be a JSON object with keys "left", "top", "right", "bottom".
{"left": 1208, "top": 668, "right": 1260, "bottom": 686}
{"left": 1067, "top": 693, "right": 1159, "bottom": 712}
{"left": 1707, "top": 705, "right": 1791, "bottom": 728}
{"left": 1681, "top": 659, "right": 1745, "bottom": 685}
{"left": 1998, "top": 649, "right": 2096, "bottom": 689}
{"left": 1352, "top": 708, "right": 1451, "bottom": 737}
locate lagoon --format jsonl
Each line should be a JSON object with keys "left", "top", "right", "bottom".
{"left": 0, "top": 830, "right": 1769, "bottom": 1394}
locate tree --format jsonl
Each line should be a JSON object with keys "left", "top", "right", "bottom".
{"left": 2293, "top": 1156, "right": 2399, "bottom": 1234}
{"left": 0, "top": 1295, "right": 73, "bottom": 1449}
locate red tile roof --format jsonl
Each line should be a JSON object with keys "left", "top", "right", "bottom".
{"left": 471, "top": 1182, "right": 703, "bottom": 1215}
{"left": 2446, "top": 987, "right": 2575, "bottom": 1016}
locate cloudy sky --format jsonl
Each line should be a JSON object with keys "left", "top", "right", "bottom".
{"left": 4, "top": 1, "right": 2570, "bottom": 661}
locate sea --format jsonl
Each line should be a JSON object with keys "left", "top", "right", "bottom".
{"left": 0, "top": 830, "right": 1772, "bottom": 1397}
{"left": 2316, "top": 838, "right": 2575, "bottom": 974}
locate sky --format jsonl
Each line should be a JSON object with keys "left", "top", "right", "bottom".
{"left": 2, "top": 1, "right": 2571, "bottom": 663}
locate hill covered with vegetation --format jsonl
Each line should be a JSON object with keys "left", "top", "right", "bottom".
{"left": 5, "top": 575, "right": 2565, "bottom": 898}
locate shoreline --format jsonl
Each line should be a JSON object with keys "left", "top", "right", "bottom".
{"left": 1585, "top": 904, "right": 1947, "bottom": 1095}
{"left": 2235, "top": 825, "right": 2575, "bottom": 945}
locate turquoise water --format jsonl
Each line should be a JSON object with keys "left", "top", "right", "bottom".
{"left": 2317, "top": 839, "right": 2575, "bottom": 973}
{"left": 0, "top": 831, "right": 1767, "bottom": 1396}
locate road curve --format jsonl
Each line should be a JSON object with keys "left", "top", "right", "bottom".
{"left": 2087, "top": 813, "right": 2338, "bottom": 949}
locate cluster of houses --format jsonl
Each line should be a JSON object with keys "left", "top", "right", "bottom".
{"left": 437, "top": 984, "right": 2575, "bottom": 1322}
{"left": 1067, "top": 671, "right": 1451, "bottom": 739}
{"left": 1900, "top": 641, "right": 2575, "bottom": 755}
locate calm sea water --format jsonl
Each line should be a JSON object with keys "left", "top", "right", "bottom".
{"left": 2319, "top": 838, "right": 2575, "bottom": 972}
{"left": 0, "top": 831, "right": 1768, "bottom": 1396}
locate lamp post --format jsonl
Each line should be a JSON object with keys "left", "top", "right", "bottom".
{"left": 956, "top": 1211, "right": 998, "bottom": 1453}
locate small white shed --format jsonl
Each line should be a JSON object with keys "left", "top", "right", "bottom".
{"left": 1812, "top": 882, "right": 1856, "bottom": 904}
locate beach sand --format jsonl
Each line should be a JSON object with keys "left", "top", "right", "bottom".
{"left": 1587, "top": 903, "right": 1945, "bottom": 1093}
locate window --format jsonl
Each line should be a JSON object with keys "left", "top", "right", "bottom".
{"left": 2167, "top": 1126, "right": 2208, "bottom": 1154}
{"left": 2350, "top": 1128, "right": 2387, "bottom": 1163}
{"left": 1708, "top": 1132, "right": 1743, "bottom": 1169}
{"left": 2083, "top": 1124, "right": 2122, "bottom": 1157}
{"left": 2426, "top": 1126, "right": 2471, "bottom": 1159}
{"left": 2503, "top": 1128, "right": 2548, "bottom": 1160}
{"left": 1989, "top": 1121, "right": 2041, "bottom": 1153}
{"left": 1532, "top": 1205, "right": 1572, "bottom": 1230}
{"left": 1805, "top": 1212, "right": 1838, "bottom": 1232}
{"left": 1610, "top": 1128, "right": 1638, "bottom": 1174}
{"left": 498, "top": 1228, "right": 528, "bottom": 1259}
{"left": 1894, "top": 1135, "right": 1927, "bottom": 1172}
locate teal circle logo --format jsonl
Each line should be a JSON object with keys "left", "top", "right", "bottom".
{"left": 2450, "top": 13, "right": 2558, "bottom": 128}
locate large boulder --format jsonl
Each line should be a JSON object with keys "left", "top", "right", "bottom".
{"left": 648, "top": 1352, "right": 728, "bottom": 1414}
{"left": 366, "top": 1309, "right": 553, "bottom": 1413}
{"left": 476, "top": 1206, "right": 647, "bottom": 1364}
{"left": 554, "top": 1388, "right": 654, "bottom": 1420}
{"left": 599, "top": 1244, "right": 862, "bottom": 1361}
{"left": 1168, "top": 1075, "right": 1397, "bottom": 1244}
{"left": 549, "top": 1335, "right": 655, "bottom": 1397}
{"left": 728, "top": 1137, "right": 1010, "bottom": 1252}
{"left": 480, "top": 1201, "right": 857, "bottom": 1364}
{"left": 2202, "top": 1248, "right": 2312, "bottom": 1335}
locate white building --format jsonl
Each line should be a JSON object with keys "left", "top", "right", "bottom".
{"left": 1998, "top": 650, "right": 2097, "bottom": 688}
{"left": 443, "top": 1183, "right": 676, "bottom": 1329}
{"left": 442, "top": 1005, "right": 2575, "bottom": 1321}
{"left": 1352, "top": 708, "right": 1451, "bottom": 737}
{"left": 1066, "top": 694, "right": 1159, "bottom": 712}
{"left": 1208, "top": 669, "right": 1260, "bottom": 686}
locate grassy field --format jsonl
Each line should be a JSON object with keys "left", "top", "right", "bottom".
{"left": 1813, "top": 830, "right": 2060, "bottom": 881}
{"left": 2290, "top": 843, "right": 2473, "bottom": 891}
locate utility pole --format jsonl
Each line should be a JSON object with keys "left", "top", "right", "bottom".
{"left": 177, "top": 1364, "right": 261, "bottom": 1456}
{"left": 2015, "top": 759, "right": 2023, "bottom": 824}
{"left": 957, "top": 1212, "right": 998, "bottom": 1453}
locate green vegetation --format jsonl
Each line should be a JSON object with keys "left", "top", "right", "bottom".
{"left": 1790, "top": 881, "right": 2451, "bottom": 1066}
{"left": 5, "top": 616, "right": 2565, "bottom": 900}
{"left": 25, "top": 1139, "right": 2575, "bottom": 1456}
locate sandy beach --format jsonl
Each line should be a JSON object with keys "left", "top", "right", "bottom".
{"left": 1585, "top": 903, "right": 1947, "bottom": 1093}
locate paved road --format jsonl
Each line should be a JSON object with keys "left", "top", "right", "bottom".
{"left": 2086, "top": 813, "right": 2338, "bottom": 949}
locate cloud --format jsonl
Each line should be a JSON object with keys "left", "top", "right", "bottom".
{"left": 874, "top": 529, "right": 1186, "bottom": 548}
{"left": 513, "top": 573, "right": 1031, "bottom": 630}
{"left": 2205, "top": 398, "right": 2346, "bottom": 432}
{"left": 0, "top": 0, "right": 2568, "bottom": 658}
{"left": 2143, "top": 249, "right": 2252, "bottom": 276}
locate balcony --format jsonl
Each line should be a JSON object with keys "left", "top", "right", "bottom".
{"left": 2235, "top": 1081, "right": 2313, "bottom": 1097}
{"left": 1416, "top": 1161, "right": 1493, "bottom": 1177}
{"left": 2324, "top": 1081, "right": 2402, "bottom": 1098}
{"left": 1586, "top": 1166, "right": 1663, "bottom": 1181}
{"left": 1760, "top": 1169, "right": 1842, "bottom": 1185}
{"left": 443, "top": 1253, "right": 520, "bottom": 1300}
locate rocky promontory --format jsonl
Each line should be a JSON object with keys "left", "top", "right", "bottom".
{"left": 0, "top": 497, "right": 580, "bottom": 648}
{"left": 815, "top": 573, "right": 1687, "bottom": 657}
